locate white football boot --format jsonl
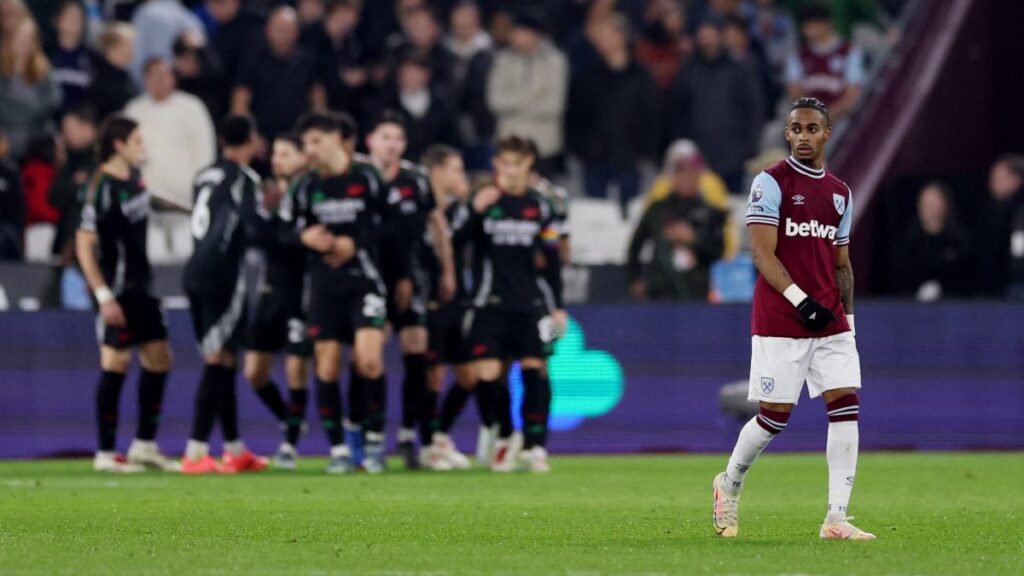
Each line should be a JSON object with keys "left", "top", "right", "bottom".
{"left": 126, "top": 440, "right": 180, "bottom": 472}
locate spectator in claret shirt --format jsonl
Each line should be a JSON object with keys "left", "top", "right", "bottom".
{"left": 634, "top": 0, "right": 693, "bottom": 93}
{"left": 20, "top": 134, "right": 60, "bottom": 228}
{"left": 46, "top": 0, "right": 93, "bottom": 117}
{"left": 785, "top": 5, "right": 864, "bottom": 123}
{"left": 569, "top": 11, "right": 658, "bottom": 217}
{"left": 232, "top": 6, "right": 325, "bottom": 154}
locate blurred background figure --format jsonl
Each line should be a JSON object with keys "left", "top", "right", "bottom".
{"left": 46, "top": 0, "right": 93, "bottom": 118}
{"left": 0, "top": 17, "right": 61, "bottom": 161}
{"left": 628, "top": 140, "right": 726, "bottom": 301}
{"left": 890, "top": 182, "right": 968, "bottom": 302}
{"left": 972, "top": 154, "right": 1024, "bottom": 300}
{"left": 0, "top": 128, "right": 24, "bottom": 261}
{"left": 130, "top": 0, "right": 205, "bottom": 82}
{"left": 785, "top": 4, "right": 864, "bottom": 124}
{"left": 87, "top": 22, "right": 138, "bottom": 120}
{"left": 487, "top": 10, "right": 567, "bottom": 177}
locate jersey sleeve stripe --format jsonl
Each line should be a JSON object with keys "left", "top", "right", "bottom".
{"left": 746, "top": 216, "right": 779, "bottom": 226}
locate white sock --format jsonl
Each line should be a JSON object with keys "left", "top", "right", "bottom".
{"left": 398, "top": 427, "right": 417, "bottom": 443}
{"left": 185, "top": 440, "right": 208, "bottom": 461}
{"left": 366, "top": 431, "right": 385, "bottom": 444}
{"left": 224, "top": 440, "right": 245, "bottom": 456}
{"left": 826, "top": 421, "right": 859, "bottom": 523}
{"left": 330, "top": 444, "right": 351, "bottom": 458}
{"left": 723, "top": 416, "right": 777, "bottom": 495}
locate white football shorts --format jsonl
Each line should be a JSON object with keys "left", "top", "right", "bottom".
{"left": 748, "top": 332, "right": 861, "bottom": 404}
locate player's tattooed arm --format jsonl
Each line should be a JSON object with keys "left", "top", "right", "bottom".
{"left": 748, "top": 224, "right": 795, "bottom": 293}
{"left": 835, "top": 245, "right": 854, "bottom": 313}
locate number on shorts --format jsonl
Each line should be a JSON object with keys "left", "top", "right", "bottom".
{"left": 362, "top": 294, "right": 386, "bottom": 320}
{"left": 287, "top": 318, "right": 305, "bottom": 344}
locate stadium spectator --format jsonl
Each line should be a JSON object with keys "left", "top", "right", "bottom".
{"left": 171, "top": 31, "right": 225, "bottom": 121}
{"left": 644, "top": 139, "right": 738, "bottom": 258}
{"left": 125, "top": 58, "right": 214, "bottom": 260}
{"left": 297, "top": 0, "right": 327, "bottom": 30}
{"left": 487, "top": 10, "right": 568, "bottom": 177}
{"left": 445, "top": 0, "right": 494, "bottom": 170}
{"left": 633, "top": 0, "right": 693, "bottom": 92}
{"left": 20, "top": 134, "right": 60, "bottom": 227}
{"left": 627, "top": 141, "right": 726, "bottom": 301}
{"left": 785, "top": 5, "right": 864, "bottom": 123}
{"left": 204, "top": 0, "right": 262, "bottom": 106}
{"left": 890, "top": 182, "right": 969, "bottom": 301}
{"left": 0, "top": 0, "right": 28, "bottom": 39}
{"left": 86, "top": 22, "right": 138, "bottom": 121}
{"left": 232, "top": 6, "right": 325, "bottom": 153}
{"left": 668, "top": 20, "right": 764, "bottom": 194}
{"left": 305, "top": 0, "right": 368, "bottom": 114}
{"left": 0, "top": 18, "right": 62, "bottom": 161}
{"left": 383, "top": 5, "right": 457, "bottom": 92}
{"left": 568, "top": 11, "right": 658, "bottom": 217}
{"left": 374, "top": 54, "right": 460, "bottom": 162}
{"left": 973, "top": 154, "right": 1024, "bottom": 299}
{"left": 723, "top": 14, "right": 778, "bottom": 120}
{"left": 129, "top": 0, "right": 204, "bottom": 81}
{"left": 751, "top": 0, "right": 797, "bottom": 89}
{"left": 0, "top": 129, "right": 24, "bottom": 260}
{"left": 46, "top": 0, "right": 93, "bottom": 116}
{"left": 49, "top": 105, "right": 97, "bottom": 262}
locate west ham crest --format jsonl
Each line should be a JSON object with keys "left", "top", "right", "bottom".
{"left": 833, "top": 193, "right": 846, "bottom": 215}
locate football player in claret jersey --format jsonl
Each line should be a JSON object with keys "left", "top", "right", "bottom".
{"left": 713, "top": 98, "right": 873, "bottom": 540}
{"left": 365, "top": 110, "right": 456, "bottom": 469}
{"left": 242, "top": 132, "right": 314, "bottom": 470}
{"left": 76, "top": 115, "right": 177, "bottom": 473}
{"left": 296, "top": 111, "right": 391, "bottom": 474}
{"left": 181, "top": 115, "right": 269, "bottom": 474}
{"left": 464, "top": 136, "right": 562, "bottom": 473}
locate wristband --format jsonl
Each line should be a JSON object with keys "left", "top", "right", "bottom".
{"left": 783, "top": 284, "right": 808, "bottom": 308}
{"left": 846, "top": 314, "right": 855, "bottom": 335}
{"left": 95, "top": 286, "right": 115, "bottom": 305}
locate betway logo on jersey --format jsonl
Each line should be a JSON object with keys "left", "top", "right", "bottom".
{"left": 484, "top": 218, "right": 540, "bottom": 246}
{"left": 312, "top": 197, "right": 366, "bottom": 224}
{"left": 785, "top": 218, "right": 837, "bottom": 240}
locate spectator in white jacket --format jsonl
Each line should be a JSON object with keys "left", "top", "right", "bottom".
{"left": 486, "top": 11, "right": 567, "bottom": 176}
{"left": 125, "top": 58, "right": 215, "bottom": 262}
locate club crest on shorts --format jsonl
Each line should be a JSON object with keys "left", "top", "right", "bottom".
{"left": 760, "top": 377, "right": 775, "bottom": 395}
{"left": 833, "top": 193, "right": 846, "bottom": 215}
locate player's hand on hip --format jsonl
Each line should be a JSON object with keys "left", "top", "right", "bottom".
{"left": 101, "top": 301, "right": 126, "bottom": 328}
{"left": 302, "top": 225, "right": 335, "bottom": 253}
{"left": 796, "top": 296, "right": 837, "bottom": 331}
{"left": 394, "top": 278, "right": 413, "bottom": 313}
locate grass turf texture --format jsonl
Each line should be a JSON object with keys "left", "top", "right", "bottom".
{"left": 0, "top": 453, "right": 1021, "bottom": 575}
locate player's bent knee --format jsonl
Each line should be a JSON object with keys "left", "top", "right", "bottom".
{"left": 100, "top": 347, "right": 132, "bottom": 373}
{"left": 139, "top": 342, "right": 172, "bottom": 372}
{"left": 355, "top": 357, "right": 383, "bottom": 379}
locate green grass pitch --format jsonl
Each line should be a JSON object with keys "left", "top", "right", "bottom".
{"left": 1, "top": 453, "right": 1021, "bottom": 575}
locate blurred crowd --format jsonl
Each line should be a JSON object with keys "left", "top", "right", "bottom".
{"left": 2, "top": 0, "right": 965, "bottom": 303}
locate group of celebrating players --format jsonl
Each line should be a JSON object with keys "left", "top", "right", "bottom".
{"left": 76, "top": 106, "right": 569, "bottom": 476}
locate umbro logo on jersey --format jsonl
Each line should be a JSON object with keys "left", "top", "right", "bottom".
{"left": 785, "top": 218, "right": 837, "bottom": 240}
{"left": 346, "top": 184, "right": 365, "bottom": 197}
{"left": 792, "top": 194, "right": 806, "bottom": 205}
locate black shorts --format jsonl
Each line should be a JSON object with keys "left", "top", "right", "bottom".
{"left": 188, "top": 278, "right": 247, "bottom": 356}
{"left": 426, "top": 302, "right": 470, "bottom": 366}
{"left": 386, "top": 272, "right": 429, "bottom": 332}
{"left": 307, "top": 273, "right": 387, "bottom": 344}
{"left": 247, "top": 286, "right": 312, "bottom": 357}
{"left": 96, "top": 289, "right": 168, "bottom": 349}
{"left": 464, "top": 307, "right": 555, "bottom": 361}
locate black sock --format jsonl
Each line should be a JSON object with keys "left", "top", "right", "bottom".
{"left": 286, "top": 388, "right": 308, "bottom": 446}
{"left": 217, "top": 365, "right": 240, "bottom": 443}
{"left": 440, "top": 385, "right": 471, "bottom": 433}
{"left": 521, "top": 368, "right": 550, "bottom": 449}
{"left": 189, "top": 364, "right": 222, "bottom": 443}
{"left": 316, "top": 378, "right": 344, "bottom": 446}
{"left": 401, "top": 353, "right": 427, "bottom": 430}
{"left": 96, "top": 370, "right": 126, "bottom": 451}
{"left": 346, "top": 365, "right": 364, "bottom": 429}
{"left": 419, "top": 388, "right": 440, "bottom": 444}
{"left": 361, "top": 374, "right": 387, "bottom": 434}
{"left": 136, "top": 369, "right": 168, "bottom": 441}
{"left": 255, "top": 380, "right": 288, "bottom": 422}
{"left": 493, "top": 380, "right": 513, "bottom": 439}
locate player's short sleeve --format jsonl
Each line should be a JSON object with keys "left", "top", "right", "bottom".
{"left": 746, "top": 172, "right": 782, "bottom": 227}
{"left": 837, "top": 187, "right": 853, "bottom": 245}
